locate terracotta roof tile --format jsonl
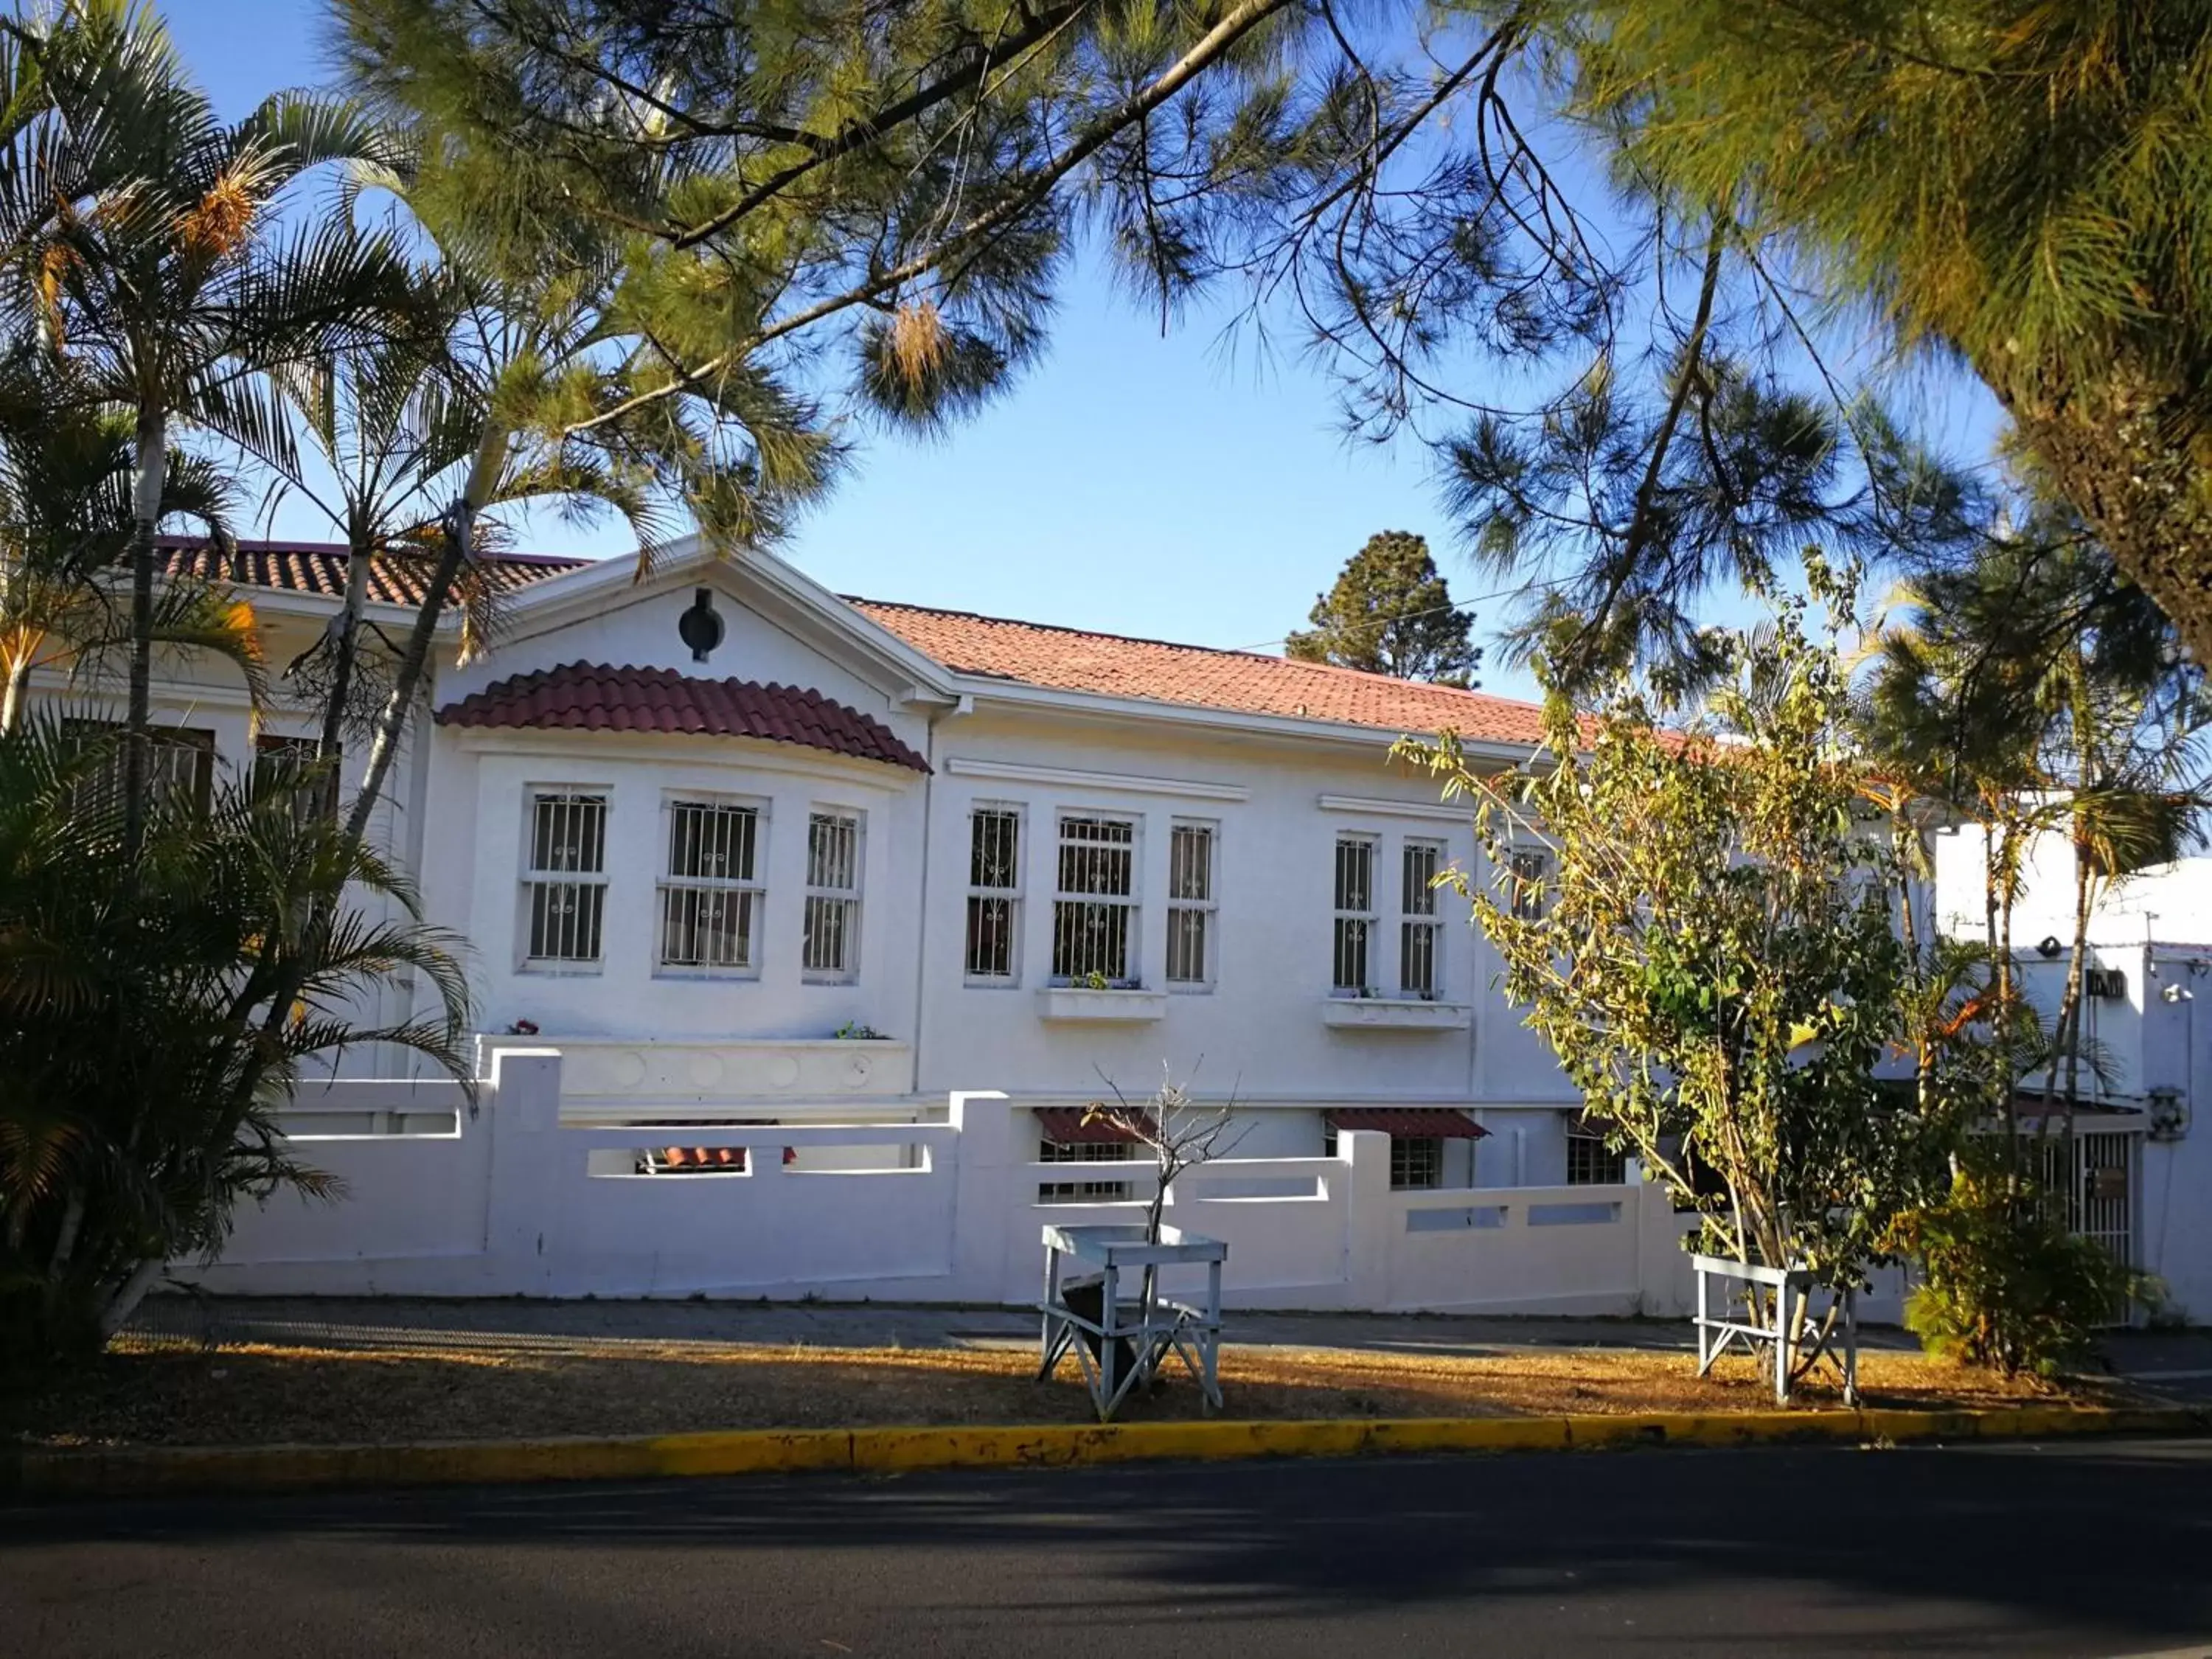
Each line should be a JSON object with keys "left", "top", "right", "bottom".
{"left": 1325, "top": 1107, "right": 1490, "bottom": 1139}
{"left": 153, "top": 537, "right": 592, "bottom": 606}
{"left": 170, "top": 535, "right": 1558, "bottom": 747}
{"left": 435, "top": 663, "right": 931, "bottom": 773}
{"left": 847, "top": 598, "right": 1555, "bottom": 746}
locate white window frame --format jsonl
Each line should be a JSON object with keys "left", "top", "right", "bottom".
{"left": 1036, "top": 1138, "right": 1136, "bottom": 1203}
{"left": 656, "top": 795, "right": 767, "bottom": 977}
{"left": 801, "top": 807, "right": 863, "bottom": 983}
{"left": 1390, "top": 1135, "right": 1446, "bottom": 1191}
{"left": 1165, "top": 818, "right": 1217, "bottom": 990}
{"left": 1332, "top": 833, "right": 1378, "bottom": 995}
{"left": 1509, "top": 845, "right": 1552, "bottom": 920}
{"left": 1399, "top": 838, "right": 1444, "bottom": 1000}
{"left": 1566, "top": 1129, "right": 1627, "bottom": 1187}
{"left": 1051, "top": 812, "right": 1140, "bottom": 986}
{"left": 964, "top": 803, "right": 1024, "bottom": 984}
{"left": 521, "top": 787, "right": 610, "bottom": 971}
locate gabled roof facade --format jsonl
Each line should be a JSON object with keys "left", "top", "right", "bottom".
{"left": 173, "top": 536, "right": 1557, "bottom": 748}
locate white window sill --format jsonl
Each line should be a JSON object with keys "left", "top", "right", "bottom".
{"left": 1036, "top": 987, "right": 1169, "bottom": 1023}
{"left": 1321, "top": 997, "right": 1472, "bottom": 1031}
{"left": 518, "top": 962, "right": 605, "bottom": 978}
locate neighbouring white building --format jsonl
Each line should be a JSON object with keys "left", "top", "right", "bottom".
{"left": 1936, "top": 828, "right": 2212, "bottom": 1319}
{"left": 29, "top": 535, "right": 2202, "bottom": 1319}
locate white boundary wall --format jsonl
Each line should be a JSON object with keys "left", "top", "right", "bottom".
{"left": 187, "top": 1049, "right": 1701, "bottom": 1313}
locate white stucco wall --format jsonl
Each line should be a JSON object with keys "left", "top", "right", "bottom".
{"left": 911, "top": 706, "right": 1576, "bottom": 1110}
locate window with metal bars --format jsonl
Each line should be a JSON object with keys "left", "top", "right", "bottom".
{"left": 1565, "top": 1130, "right": 1627, "bottom": 1186}
{"left": 964, "top": 806, "right": 1022, "bottom": 981}
{"left": 1051, "top": 814, "right": 1136, "bottom": 984}
{"left": 658, "top": 799, "right": 762, "bottom": 973}
{"left": 1509, "top": 846, "right": 1551, "bottom": 919}
{"left": 69, "top": 720, "right": 215, "bottom": 821}
{"left": 1332, "top": 835, "right": 1377, "bottom": 992}
{"left": 802, "top": 810, "right": 862, "bottom": 981}
{"left": 524, "top": 790, "right": 608, "bottom": 966}
{"left": 1399, "top": 839, "right": 1442, "bottom": 998}
{"left": 1165, "top": 820, "right": 1216, "bottom": 987}
{"left": 254, "top": 734, "right": 330, "bottom": 825}
{"left": 1390, "top": 1136, "right": 1444, "bottom": 1190}
{"left": 1036, "top": 1138, "right": 1135, "bottom": 1203}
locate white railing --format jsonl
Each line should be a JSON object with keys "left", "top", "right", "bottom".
{"left": 188, "top": 1051, "right": 1695, "bottom": 1314}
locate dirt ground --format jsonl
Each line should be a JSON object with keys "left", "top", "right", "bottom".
{"left": 4, "top": 1332, "right": 2107, "bottom": 1450}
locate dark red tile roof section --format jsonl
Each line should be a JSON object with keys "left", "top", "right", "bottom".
{"left": 436, "top": 663, "right": 932, "bottom": 773}
{"left": 153, "top": 536, "right": 594, "bottom": 607}
{"left": 1033, "top": 1106, "right": 1149, "bottom": 1146}
{"left": 159, "top": 535, "right": 1563, "bottom": 747}
{"left": 1325, "top": 1107, "right": 1490, "bottom": 1138}
{"left": 846, "top": 597, "right": 1559, "bottom": 746}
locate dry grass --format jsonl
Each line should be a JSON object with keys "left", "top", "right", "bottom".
{"left": 3, "top": 1333, "right": 2107, "bottom": 1451}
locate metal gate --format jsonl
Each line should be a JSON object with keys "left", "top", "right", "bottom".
{"left": 2028, "top": 1130, "right": 2137, "bottom": 1326}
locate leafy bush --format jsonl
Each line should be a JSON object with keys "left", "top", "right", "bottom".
{"left": 1888, "top": 1154, "right": 2139, "bottom": 1376}
{"left": 0, "top": 719, "right": 470, "bottom": 1366}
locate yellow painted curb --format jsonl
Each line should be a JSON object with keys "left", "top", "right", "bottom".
{"left": 7, "top": 1403, "right": 2205, "bottom": 1503}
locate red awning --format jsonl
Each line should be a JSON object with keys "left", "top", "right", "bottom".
{"left": 1033, "top": 1106, "right": 1147, "bottom": 1146}
{"left": 1326, "top": 1107, "right": 1489, "bottom": 1139}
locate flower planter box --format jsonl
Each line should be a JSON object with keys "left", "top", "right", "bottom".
{"left": 1321, "top": 997, "right": 1472, "bottom": 1032}
{"left": 1034, "top": 987, "right": 1169, "bottom": 1023}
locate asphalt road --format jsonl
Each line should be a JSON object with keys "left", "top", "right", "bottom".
{"left": 4, "top": 1439, "right": 2211, "bottom": 1658}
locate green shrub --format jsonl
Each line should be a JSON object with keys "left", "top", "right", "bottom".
{"left": 1889, "top": 1155, "right": 2139, "bottom": 1376}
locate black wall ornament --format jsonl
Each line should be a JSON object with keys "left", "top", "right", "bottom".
{"left": 678, "top": 588, "right": 725, "bottom": 662}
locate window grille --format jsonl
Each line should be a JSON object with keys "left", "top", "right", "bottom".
{"left": 659, "top": 799, "right": 762, "bottom": 971}
{"left": 1509, "top": 847, "right": 1551, "bottom": 919}
{"left": 1165, "top": 821, "right": 1216, "bottom": 986}
{"left": 254, "top": 734, "right": 328, "bottom": 824}
{"left": 1400, "top": 839, "right": 1442, "bottom": 998}
{"left": 69, "top": 721, "right": 215, "bottom": 820}
{"left": 525, "top": 791, "right": 608, "bottom": 964}
{"left": 1390, "top": 1135, "right": 1444, "bottom": 1191}
{"left": 1052, "top": 815, "right": 1135, "bottom": 983}
{"left": 964, "top": 807, "right": 1022, "bottom": 979}
{"left": 1332, "top": 835, "right": 1376, "bottom": 992}
{"left": 1037, "top": 1138, "right": 1135, "bottom": 1203}
{"left": 802, "top": 810, "right": 861, "bottom": 980}
{"left": 1565, "top": 1130, "right": 1627, "bottom": 1186}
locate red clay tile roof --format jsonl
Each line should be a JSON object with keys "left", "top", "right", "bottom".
{"left": 847, "top": 597, "right": 1554, "bottom": 745}
{"left": 435, "top": 663, "right": 931, "bottom": 772}
{"left": 1033, "top": 1107, "right": 1147, "bottom": 1146}
{"left": 155, "top": 537, "right": 593, "bottom": 606}
{"left": 173, "top": 535, "right": 1557, "bottom": 746}
{"left": 1325, "top": 1107, "right": 1490, "bottom": 1139}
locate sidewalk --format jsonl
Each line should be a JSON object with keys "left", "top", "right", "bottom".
{"left": 128, "top": 1293, "right": 1921, "bottom": 1363}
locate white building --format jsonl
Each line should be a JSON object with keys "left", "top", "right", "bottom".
{"left": 63, "top": 537, "right": 2199, "bottom": 1318}
{"left": 91, "top": 538, "right": 1605, "bottom": 1186}
{"left": 1936, "top": 827, "right": 2212, "bottom": 1319}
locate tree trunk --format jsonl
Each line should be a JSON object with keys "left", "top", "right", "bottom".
{"left": 317, "top": 521, "right": 375, "bottom": 821}
{"left": 95, "top": 1257, "right": 164, "bottom": 1341}
{"left": 2003, "top": 371, "right": 2212, "bottom": 669}
{"left": 1, "top": 647, "right": 32, "bottom": 734}
{"left": 343, "top": 427, "right": 508, "bottom": 851}
{"left": 122, "top": 407, "right": 168, "bottom": 862}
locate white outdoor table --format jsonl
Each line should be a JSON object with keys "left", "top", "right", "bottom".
{"left": 1038, "top": 1223, "right": 1225, "bottom": 1421}
{"left": 1692, "top": 1253, "right": 1860, "bottom": 1405}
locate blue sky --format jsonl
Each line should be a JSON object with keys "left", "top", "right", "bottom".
{"left": 167, "top": 1, "right": 2003, "bottom": 704}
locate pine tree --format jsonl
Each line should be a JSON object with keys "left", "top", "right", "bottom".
{"left": 1285, "top": 531, "right": 1481, "bottom": 686}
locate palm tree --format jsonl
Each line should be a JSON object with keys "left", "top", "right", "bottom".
{"left": 1863, "top": 505, "right": 2210, "bottom": 1123}
{"left": 0, "top": 349, "right": 252, "bottom": 731}
{"left": 8, "top": 0, "right": 408, "bottom": 855}
{"left": 0, "top": 710, "right": 470, "bottom": 1357}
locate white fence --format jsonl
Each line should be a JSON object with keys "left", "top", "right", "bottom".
{"left": 187, "top": 1048, "right": 1700, "bottom": 1315}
